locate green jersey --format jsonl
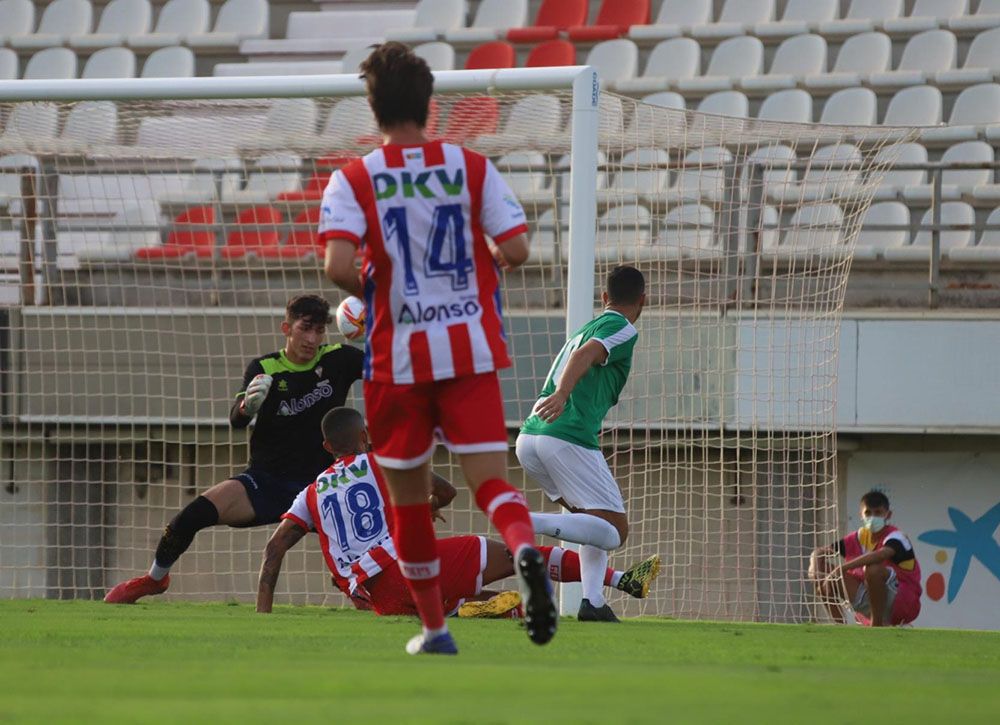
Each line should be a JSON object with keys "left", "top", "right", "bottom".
{"left": 521, "top": 310, "right": 638, "bottom": 449}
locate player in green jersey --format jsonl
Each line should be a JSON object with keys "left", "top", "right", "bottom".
{"left": 516, "top": 266, "right": 654, "bottom": 622}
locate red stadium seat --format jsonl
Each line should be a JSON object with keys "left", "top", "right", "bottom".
{"left": 276, "top": 173, "right": 327, "bottom": 202}
{"left": 568, "top": 0, "right": 650, "bottom": 41}
{"left": 439, "top": 96, "right": 499, "bottom": 144}
{"left": 261, "top": 207, "right": 322, "bottom": 259}
{"left": 135, "top": 206, "right": 215, "bottom": 259}
{"left": 506, "top": 0, "right": 587, "bottom": 43}
{"left": 525, "top": 40, "right": 576, "bottom": 68}
{"left": 220, "top": 206, "right": 284, "bottom": 259}
{"left": 465, "top": 41, "right": 515, "bottom": 70}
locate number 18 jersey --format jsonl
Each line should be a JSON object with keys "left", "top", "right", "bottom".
{"left": 318, "top": 141, "right": 528, "bottom": 385}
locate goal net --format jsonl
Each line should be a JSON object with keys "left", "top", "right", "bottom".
{"left": 0, "top": 72, "right": 913, "bottom": 622}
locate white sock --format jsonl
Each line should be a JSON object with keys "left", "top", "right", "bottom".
{"left": 610, "top": 570, "right": 623, "bottom": 588}
{"left": 530, "top": 512, "right": 621, "bottom": 550}
{"left": 580, "top": 546, "right": 608, "bottom": 607}
{"left": 424, "top": 624, "right": 449, "bottom": 640}
{"left": 148, "top": 561, "right": 170, "bottom": 581}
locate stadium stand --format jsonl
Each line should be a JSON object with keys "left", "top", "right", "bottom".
{"left": 566, "top": 0, "right": 650, "bottom": 42}
{"left": 677, "top": 36, "right": 764, "bottom": 94}
{"left": 140, "top": 45, "right": 195, "bottom": 78}
{"left": 81, "top": 47, "right": 137, "bottom": 79}
{"left": 444, "top": 0, "right": 528, "bottom": 43}
{"left": 464, "top": 41, "right": 514, "bottom": 70}
{"left": 23, "top": 48, "right": 77, "bottom": 80}
{"left": 128, "top": 0, "right": 210, "bottom": 49}
{"left": 70, "top": 0, "right": 152, "bottom": 50}
{"left": 740, "top": 34, "right": 828, "bottom": 92}
{"left": 507, "top": 0, "right": 588, "bottom": 43}
{"left": 385, "top": 0, "right": 467, "bottom": 44}
{"left": 525, "top": 39, "right": 576, "bottom": 68}
{"left": 0, "top": 49, "right": 18, "bottom": 81}
{"left": 10, "top": 0, "right": 92, "bottom": 50}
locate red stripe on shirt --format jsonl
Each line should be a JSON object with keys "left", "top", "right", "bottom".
{"left": 371, "top": 459, "right": 393, "bottom": 532}
{"left": 409, "top": 330, "right": 434, "bottom": 383}
{"left": 383, "top": 145, "right": 405, "bottom": 168}
{"left": 493, "top": 223, "right": 529, "bottom": 244}
{"left": 280, "top": 512, "right": 311, "bottom": 532}
{"left": 447, "top": 323, "right": 475, "bottom": 378}
{"left": 462, "top": 147, "right": 511, "bottom": 370}
{"left": 423, "top": 140, "right": 444, "bottom": 166}
{"left": 369, "top": 545, "right": 396, "bottom": 571}
{"left": 341, "top": 156, "right": 394, "bottom": 381}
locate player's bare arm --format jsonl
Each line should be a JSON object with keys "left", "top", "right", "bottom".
{"left": 256, "top": 520, "right": 307, "bottom": 613}
{"left": 430, "top": 473, "right": 457, "bottom": 511}
{"left": 533, "top": 340, "right": 609, "bottom": 423}
{"left": 492, "top": 233, "right": 530, "bottom": 270}
{"left": 325, "top": 239, "right": 363, "bottom": 298}
{"left": 828, "top": 546, "right": 894, "bottom": 580}
{"left": 808, "top": 545, "right": 837, "bottom": 580}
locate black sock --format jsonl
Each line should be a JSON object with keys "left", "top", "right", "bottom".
{"left": 152, "top": 495, "right": 220, "bottom": 571}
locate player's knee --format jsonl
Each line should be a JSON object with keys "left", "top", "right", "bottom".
{"left": 864, "top": 563, "right": 888, "bottom": 583}
{"left": 614, "top": 520, "right": 629, "bottom": 547}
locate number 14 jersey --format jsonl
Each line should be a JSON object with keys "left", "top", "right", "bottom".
{"left": 318, "top": 141, "right": 528, "bottom": 385}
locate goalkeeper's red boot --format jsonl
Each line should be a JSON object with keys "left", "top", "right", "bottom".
{"left": 104, "top": 574, "right": 169, "bottom": 604}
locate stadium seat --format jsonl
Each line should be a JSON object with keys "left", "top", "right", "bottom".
{"left": 525, "top": 40, "right": 575, "bottom": 68}
{"left": 696, "top": 91, "right": 749, "bottom": 118}
{"left": 214, "top": 61, "right": 340, "bottom": 77}
{"left": 596, "top": 204, "right": 652, "bottom": 261}
{"left": 81, "top": 47, "right": 137, "bottom": 79}
{"left": 506, "top": 0, "right": 586, "bottom": 43}
{"left": 642, "top": 92, "right": 685, "bottom": 110}
{"left": 58, "top": 101, "right": 118, "bottom": 149}
{"left": 319, "top": 97, "right": 379, "bottom": 150}
{"left": 526, "top": 208, "right": 560, "bottom": 263}
{"left": 445, "top": 0, "right": 527, "bottom": 43}
{"left": 935, "top": 27, "right": 1000, "bottom": 89}
{"left": 413, "top": 42, "right": 455, "bottom": 71}
{"left": 949, "top": 207, "right": 1000, "bottom": 261}
{"left": 819, "top": 0, "right": 904, "bottom": 38}
{"left": 494, "top": 152, "right": 547, "bottom": 200}
{"left": 438, "top": 96, "right": 499, "bottom": 144}
{"left": 474, "top": 95, "right": 568, "bottom": 158}
{"left": 629, "top": 0, "right": 711, "bottom": 42}
{"left": 884, "top": 0, "right": 969, "bottom": 34}
{"left": 884, "top": 202, "right": 975, "bottom": 261}
{"left": 568, "top": 0, "right": 650, "bottom": 42}
{"left": 129, "top": 0, "right": 209, "bottom": 49}
{"left": 385, "top": 0, "right": 465, "bottom": 44}
{"left": 11, "top": 0, "right": 92, "bottom": 50}
{"left": 140, "top": 46, "right": 195, "bottom": 78}
{"left": 136, "top": 206, "right": 215, "bottom": 259}
{"left": 872, "top": 142, "right": 928, "bottom": 200}
{"left": 78, "top": 201, "right": 161, "bottom": 262}
{"left": 923, "top": 83, "right": 1000, "bottom": 143}
{"left": 949, "top": 0, "right": 1000, "bottom": 32}
{"left": 23, "top": 48, "right": 77, "bottom": 81}
{"left": 854, "top": 201, "right": 909, "bottom": 260}
{"left": 660, "top": 203, "right": 715, "bottom": 257}
{"left": 820, "top": 87, "right": 877, "bottom": 125}
{"left": 276, "top": 173, "right": 327, "bottom": 203}
{"left": 679, "top": 36, "right": 764, "bottom": 94}
{"left": 187, "top": 0, "right": 268, "bottom": 50}
{"left": 70, "top": 0, "right": 151, "bottom": 50}
{"left": 904, "top": 141, "right": 994, "bottom": 203}
{"left": 220, "top": 206, "right": 284, "bottom": 259}
{"left": 869, "top": 29, "right": 957, "bottom": 89}
{"left": 464, "top": 41, "right": 514, "bottom": 70}
{"left": 691, "top": 0, "right": 775, "bottom": 40}
{"left": 0, "top": 0, "right": 35, "bottom": 46}
{"left": 805, "top": 31, "right": 891, "bottom": 90}
{"left": 675, "top": 146, "right": 733, "bottom": 203}
{"left": 621, "top": 92, "right": 685, "bottom": 146}
{"left": 0, "top": 103, "right": 60, "bottom": 147}
{"left": 607, "top": 148, "right": 671, "bottom": 207}
{"left": 598, "top": 94, "right": 625, "bottom": 143}
{"left": 615, "top": 38, "right": 700, "bottom": 94}
{"left": 747, "top": 144, "right": 797, "bottom": 200}
{"left": 225, "top": 159, "right": 301, "bottom": 204}
{"left": 781, "top": 203, "right": 844, "bottom": 255}
{"left": 0, "top": 49, "right": 18, "bottom": 81}
{"left": 883, "top": 85, "right": 943, "bottom": 126}
{"left": 741, "top": 34, "right": 827, "bottom": 93}
{"left": 263, "top": 207, "right": 322, "bottom": 259}
{"left": 770, "top": 143, "right": 862, "bottom": 204}
{"left": 242, "top": 98, "right": 319, "bottom": 152}
{"left": 339, "top": 47, "right": 372, "bottom": 76}
{"left": 754, "top": 0, "right": 837, "bottom": 39}
{"left": 587, "top": 40, "right": 639, "bottom": 88}
{"left": 757, "top": 89, "right": 812, "bottom": 123}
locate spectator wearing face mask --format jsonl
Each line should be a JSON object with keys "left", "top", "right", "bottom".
{"left": 809, "top": 490, "right": 923, "bottom": 627}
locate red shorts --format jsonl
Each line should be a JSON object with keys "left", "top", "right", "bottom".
{"left": 364, "top": 371, "right": 508, "bottom": 469}
{"left": 361, "top": 535, "right": 488, "bottom": 616}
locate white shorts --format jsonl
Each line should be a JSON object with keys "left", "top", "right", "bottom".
{"left": 515, "top": 433, "right": 625, "bottom": 513}
{"left": 852, "top": 566, "right": 898, "bottom": 621}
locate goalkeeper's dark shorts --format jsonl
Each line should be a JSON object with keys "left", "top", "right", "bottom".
{"left": 233, "top": 467, "right": 309, "bottom": 526}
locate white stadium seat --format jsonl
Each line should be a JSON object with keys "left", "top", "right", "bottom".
{"left": 884, "top": 202, "right": 975, "bottom": 261}
{"left": 679, "top": 36, "right": 764, "bottom": 94}
{"left": 0, "top": 103, "right": 60, "bottom": 149}
{"left": 691, "top": 0, "right": 774, "bottom": 40}
{"left": 0, "top": 49, "right": 18, "bottom": 81}
{"left": 923, "top": 83, "right": 1000, "bottom": 144}
{"left": 77, "top": 201, "right": 162, "bottom": 263}
{"left": 529, "top": 208, "right": 561, "bottom": 263}
{"left": 806, "top": 31, "right": 891, "bottom": 90}
{"left": 11, "top": 0, "right": 92, "bottom": 49}
{"left": 883, "top": 85, "right": 943, "bottom": 126}
{"left": 869, "top": 29, "right": 957, "bottom": 89}
{"left": 70, "top": 0, "right": 151, "bottom": 49}
{"left": 589, "top": 39, "right": 638, "bottom": 89}
{"left": 81, "top": 47, "right": 137, "bottom": 79}
{"left": 596, "top": 204, "right": 652, "bottom": 261}
{"left": 412, "top": 42, "right": 455, "bottom": 71}
{"left": 741, "top": 34, "right": 827, "bottom": 92}
{"left": 623, "top": 93, "right": 685, "bottom": 146}
{"left": 820, "top": 87, "right": 877, "bottom": 125}
{"left": 23, "top": 48, "right": 77, "bottom": 80}
{"left": 884, "top": 0, "right": 969, "bottom": 34}
{"left": 936, "top": 27, "right": 1000, "bottom": 89}
{"left": 0, "top": 0, "right": 36, "bottom": 46}
{"left": 495, "top": 152, "right": 547, "bottom": 199}
{"left": 747, "top": 144, "right": 798, "bottom": 200}
{"left": 225, "top": 160, "right": 302, "bottom": 204}
{"left": 904, "top": 141, "right": 993, "bottom": 203}
{"left": 59, "top": 101, "right": 118, "bottom": 149}
{"left": 616, "top": 38, "right": 700, "bottom": 94}
{"left": 819, "top": 0, "right": 903, "bottom": 38}
{"left": 754, "top": 0, "right": 837, "bottom": 39}
{"left": 854, "top": 201, "right": 909, "bottom": 260}
{"left": 660, "top": 203, "right": 716, "bottom": 256}
{"left": 339, "top": 47, "right": 372, "bottom": 76}
{"left": 604, "top": 148, "right": 672, "bottom": 207}
{"left": 949, "top": 0, "right": 1000, "bottom": 33}
{"left": 240, "top": 98, "right": 319, "bottom": 152}
{"left": 387, "top": 0, "right": 466, "bottom": 44}
{"left": 950, "top": 207, "right": 1000, "bottom": 261}
{"left": 141, "top": 46, "right": 195, "bottom": 78}
{"left": 129, "top": 0, "right": 209, "bottom": 49}
{"left": 781, "top": 203, "right": 844, "bottom": 255}
{"left": 757, "top": 89, "right": 812, "bottom": 123}
{"left": 187, "top": 0, "right": 269, "bottom": 50}
{"left": 675, "top": 146, "right": 734, "bottom": 203}
{"left": 319, "top": 97, "right": 379, "bottom": 149}
{"left": 769, "top": 144, "right": 862, "bottom": 204}
{"left": 872, "top": 142, "right": 928, "bottom": 201}
{"left": 445, "top": 0, "right": 526, "bottom": 43}
{"left": 697, "top": 91, "right": 749, "bottom": 118}
{"left": 474, "top": 95, "right": 563, "bottom": 155}
{"left": 629, "top": 0, "right": 712, "bottom": 42}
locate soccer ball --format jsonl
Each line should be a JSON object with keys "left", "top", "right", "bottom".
{"left": 336, "top": 296, "right": 366, "bottom": 340}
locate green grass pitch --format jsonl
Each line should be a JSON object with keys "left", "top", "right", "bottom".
{"left": 1, "top": 600, "right": 998, "bottom": 724}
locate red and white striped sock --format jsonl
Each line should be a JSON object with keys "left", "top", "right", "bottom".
{"left": 538, "top": 545, "right": 618, "bottom": 586}
{"left": 474, "top": 479, "right": 535, "bottom": 556}
{"left": 392, "top": 502, "right": 446, "bottom": 635}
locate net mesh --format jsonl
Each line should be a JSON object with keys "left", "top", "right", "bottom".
{"left": 0, "top": 86, "right": 915, "bottom": 621}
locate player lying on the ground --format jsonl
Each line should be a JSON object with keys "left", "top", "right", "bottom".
{"left": 809, "top": 489, "right": 922, "bottom": 627}
{"left": 516, "top": 266, "right": 647, "bottom": 623}
{"left": 255, "top": 407, "right": 661, "bottom": 618}
{"left": 105, "top": 296, "right": 364, "bottom": 604}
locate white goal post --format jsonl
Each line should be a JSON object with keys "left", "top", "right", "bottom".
{"left": 0, "top": 67, "right": 913, "bottom": 622}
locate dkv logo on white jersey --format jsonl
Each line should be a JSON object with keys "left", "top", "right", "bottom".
{"left": 278, "top": 379, "right": 333, "bottom": 416}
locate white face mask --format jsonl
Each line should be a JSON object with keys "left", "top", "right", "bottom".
{"left": 862, "top": 515, "right": 887, "bottom": 533}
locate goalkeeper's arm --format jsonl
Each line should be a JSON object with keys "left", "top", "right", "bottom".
{"left": 230, "top": 370, "right": 273, "bottom": 428}
{"left": 257, "top": 519, "right": 307, "bottom": 613}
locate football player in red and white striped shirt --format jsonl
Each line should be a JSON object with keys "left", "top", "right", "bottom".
{"left": 255, "top": 408, "right": 662, "bottom": 618}
{"left": 322, "top": 43, "right": 556, "bottom": 655}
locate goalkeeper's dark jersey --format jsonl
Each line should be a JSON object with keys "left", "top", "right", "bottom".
{"left": 231, "top": 343, "right": 364, "bottom": 484}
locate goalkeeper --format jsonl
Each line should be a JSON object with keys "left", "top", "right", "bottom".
{"left": 105, "top": 295, "right": 363, "bottom": 604}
